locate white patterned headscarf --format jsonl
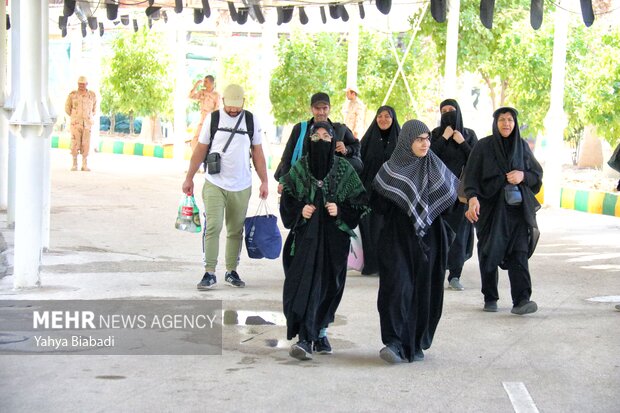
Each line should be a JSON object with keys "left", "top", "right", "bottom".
{"left": 373, "top": 119, "right": 458, "bottom": 238}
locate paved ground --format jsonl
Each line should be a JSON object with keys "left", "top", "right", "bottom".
{"left": 0, "top": 149, "right": 619, "bottom": 413}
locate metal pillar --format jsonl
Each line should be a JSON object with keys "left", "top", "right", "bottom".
{"left": 9, "top": 0, "right": 54, "bottom": 287}
{"left": 0, "top": 0, "right": 7, "bottom": 211}
{"left": 41, "top": 0, "right": 57, "bottom": 251}
{"left": 543, "top": 1, "right": 569, "bottom": 208}
{"left": 5, "top": 1, "right": 19, "bottom": 228}
{"left": 443, "top": 0, "right": 460, "bottom": 97}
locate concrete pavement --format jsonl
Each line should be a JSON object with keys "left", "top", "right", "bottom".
{"left": 1, "top": 149, "right": 619, "bottom": 412}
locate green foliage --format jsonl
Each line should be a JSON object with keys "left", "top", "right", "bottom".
{"left": 101, "top": 26, "right": 174, "bottom": 123}
{"left": 270, "top": 31, "right": 348, "bottom": 125}
{"left": 220, "top": 54, "right": 255, "bottom": 108}
{"left": 420, "top": 0, "right": 554, "bottom": 134}
{"left": 419, "top": 0, "right": 620, "bottom": 146}
{"left": 575, "top": 26, "right": 620, "bottom": 146}
{"left": 269, "top": 23, "right": 441, "bottom": 126}
{"left": 357, "top": 30, "right": 442, "bottom": 123}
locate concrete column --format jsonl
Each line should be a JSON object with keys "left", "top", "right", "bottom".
{"left": 543, "top": 1, "right": 569, "bottom": 208}
{"left": 0, "top": 0, "right": 8, "bottom": 210}
{"left": 9, "top": 0, "right": 54, "bottom": 287}
{"left": 172, "top": 16, "right": 187, "bottom": 161}
{"left": 443, "top": 0, "right": 460, "bottom": 97}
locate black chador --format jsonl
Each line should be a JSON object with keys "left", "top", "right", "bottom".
{"left": 279, "top": 127, "right": 368, "bottom": 347}
{"left": 430, "top": 99, "right": 478, "bottom": 284}
{"left": 358, "top": 105, "right": 401, "bottom": 275}
{"left": 373, "top": 120, "right": 458, "bottom": 363}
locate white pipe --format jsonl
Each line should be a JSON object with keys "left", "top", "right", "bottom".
{"left": 0, "top": 0, "right": 7, "bottom": 211}
{"left": 444, "top": 0, "right": 461, "bottom": 97}
{"left": 41, "top": 0, "right": 56, "bottom": 251}
{"left": 6, "top": 0, "right": 20, "bottom": 228}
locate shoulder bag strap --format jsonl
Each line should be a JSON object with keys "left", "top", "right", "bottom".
{"left": 222, "top": 111, "right": 246, "bottom": 153}
{"left": 291, "top": 121, "right": 307, "bottom": 166}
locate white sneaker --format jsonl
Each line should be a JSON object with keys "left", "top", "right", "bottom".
{"left": 449, "top": 278, "right": 464, "bottom": 291}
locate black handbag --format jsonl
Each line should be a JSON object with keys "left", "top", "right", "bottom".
{"left": 504, "top": 184, "right": 522, "bottom": 206}
{"left": 608, "top": 144, "right": 620, "bottom": 173}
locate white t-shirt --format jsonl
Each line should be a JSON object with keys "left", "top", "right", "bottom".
{"left": 198, "top": 109, "right": 262, "bottom": 192}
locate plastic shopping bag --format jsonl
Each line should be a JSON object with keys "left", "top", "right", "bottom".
{"left": 175, "top": 194, "right": 202, "bottom": 233}
{"left": 244, "top": 200, "right": 282, "bottom": 259}
{"left": 347, "top": 227, "right": 364, "bottom": 271}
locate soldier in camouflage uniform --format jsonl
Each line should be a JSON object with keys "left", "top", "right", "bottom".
{"left": 189, "top": 75, "right": 221, "bottom": 151}
{"left": 65, "top": 76, "right": 97, "bottom": 171}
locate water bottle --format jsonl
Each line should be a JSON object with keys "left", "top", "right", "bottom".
{"left": 175, "top": 195, "right": 199, "bottom": 232}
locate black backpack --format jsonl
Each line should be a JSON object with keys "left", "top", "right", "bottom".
{"left": 204, "top": 110, "right": 255, "bottom": 168}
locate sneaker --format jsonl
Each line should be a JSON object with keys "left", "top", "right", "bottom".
{"left": 511, "top": 299, "right": 538, "bottom": 315}
{"left": 483, "top": 300, "right": 498, "bottom": 312}
{"left": 449, "top": 278, "right": 464, "bottom": 291}
{"left": 413, "top": 348, "right": 425, "bottom": 361}
{"left": 290, "top": 340, "right": 313, "bottom": 360}
{"left": 313, "top": 336, "right": 333, "bottom": 354}
{"left": 225, "top": 270, "right": 245, "bottom": 288}
{"left": 379, "top": 344, "right": 404, "bottom": 364}
{"left": 197, "top": 272, "right": 216, "bottom": 290}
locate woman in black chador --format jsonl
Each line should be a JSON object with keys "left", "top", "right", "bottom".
{"left": 279, "top": 121, "right": 368, "bottom": 361}
{"left": 358, "top": 106, "right": 401, "bottom": 276}
{"left": 464, "top": 107, "right": 543, "bottom": 315}
{"left": 372, "top": 120, "right": 458, "bottom": 363}
{"left": 430, "top": 99, "right": 478, "bottom": 290}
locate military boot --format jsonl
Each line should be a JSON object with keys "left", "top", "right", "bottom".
{"left": 71, "top": 156, "right": 78, "bottom": 171}
{"left": 81, "top": 157, "right": 91, "bottom": 172}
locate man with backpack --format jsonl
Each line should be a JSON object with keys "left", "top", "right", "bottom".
{"left": 274, "top": 92, "right": 362, "bottom": 193}
{"left": 182, "top": 84, "right": 269, "bottom": 290}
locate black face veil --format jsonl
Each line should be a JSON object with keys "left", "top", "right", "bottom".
{"left": 308, "top": 121, "right": 336, "bottom": 180}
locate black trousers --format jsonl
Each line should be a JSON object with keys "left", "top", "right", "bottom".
{"left": 479, "top": 208, "right": 532, "bottom": 306}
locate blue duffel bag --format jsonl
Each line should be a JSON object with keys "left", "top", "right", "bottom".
{"left": 244, "top": 200, "right": 282, "bottom": 259}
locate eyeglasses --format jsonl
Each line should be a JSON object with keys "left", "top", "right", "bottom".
{"left": 310, "top": 133, "right": 332, "bottom": 142}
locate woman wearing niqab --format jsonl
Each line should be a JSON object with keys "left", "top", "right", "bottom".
{"left": 464, "top": 107, "right": 543, "bottom": 315}
{"left": 358, "top": 106, "right": 401, "bottom": 276}
{"left": 430, "top": 99, "right": 478, "bottom": 290}
{"left": 372, "top": 119, "right": 458, "bottom": 363}
{"left": 279, "top": 121, "right": 369, "bottom": 361}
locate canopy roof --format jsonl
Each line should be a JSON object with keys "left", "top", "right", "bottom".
{"left": 45, "top": 0, "right": 599, "bottom": 32}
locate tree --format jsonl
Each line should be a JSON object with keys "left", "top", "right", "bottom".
{"left": 419, "top": 0, "right": 554, "bottom": 134}
{"left": 574, "top": 25, "right": 620, "bottom": 147}
{"left": 269, "top": 25, "right": 441, "bottom": 127}
{"left": 270, "top": 31, "right": 347, "bottom": 125}
{"left": 419, "top": 0, "right": 620, "bottom": 146}
{"left": 357, "top": 29, "right": 442, "bottom": 124}
{"left": 99, "top": 76, "right": 121, "bottom": 134}
{"left": 101, "top": 26, "right": 173, "bottom": 139}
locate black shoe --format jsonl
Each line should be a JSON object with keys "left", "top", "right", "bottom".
{"left": 511, "top": 299, "right": 538, "bottom": 315}
{"left": 313, "top": 336, "right": 333, "bottom": 354}
{"left": 197, "top": 272, "right": 216, "bottom": 290}
{"left": 225, "top": 270, "right": 245, "bottom": 288}
{"left": 290, "top": 340, "right": 313, "bottom": 360}
{"left": 483, "top": 300, "right": 498, "bottom": 312}
{"left": 379, "top": 343, "right": 404, "bottom": 364}
{"left": 413, "top": 348, "right": 425, "bottom": 361}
